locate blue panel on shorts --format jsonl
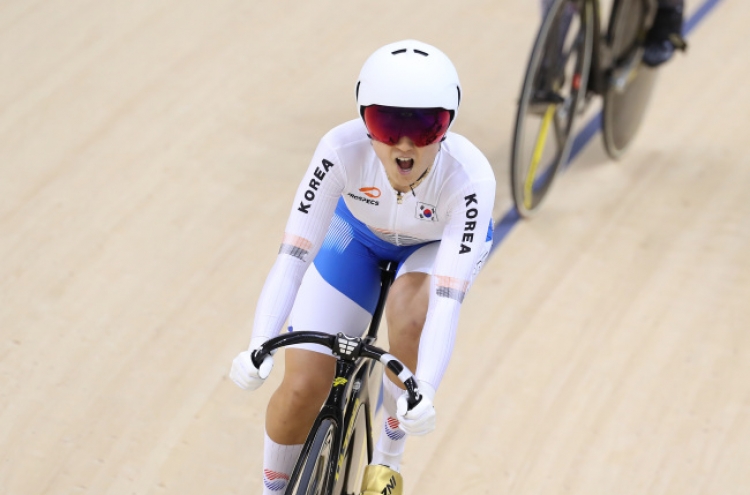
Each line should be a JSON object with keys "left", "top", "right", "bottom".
{"left": 312, "top": 198, "right": 428, "bottom": 313}
{"left": 485, "top": 217, "right": 494, "bottom": 242}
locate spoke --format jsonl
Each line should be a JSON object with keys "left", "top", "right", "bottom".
{"left": 524, "top": 105, "right": 556, "bottom": 209}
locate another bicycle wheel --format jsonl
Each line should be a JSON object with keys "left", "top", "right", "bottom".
{"left": 286, "top": 419, "right": 337, "bottom": 495}
{"left": 602, "top": 0, "right": 659, "bottom": 159}
{"left": 511, "top": 0, "right": 594, "bottom": 217}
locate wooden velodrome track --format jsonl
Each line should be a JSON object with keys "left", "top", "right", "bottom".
{"left": 1, "top": 0, "right": 748, "bottom": 493}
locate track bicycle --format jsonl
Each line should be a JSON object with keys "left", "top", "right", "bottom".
{"left": 251, "top": 261, "right": 422, "bottom": 495}
{"left": 510, "top": 0, "right": 672, "bottom": 217}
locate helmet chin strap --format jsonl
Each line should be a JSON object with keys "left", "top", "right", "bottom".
{"left": 395, "top": 166, "right": 430, "bottom": 205}
{"left": 408, "top": 165, "right": 430, "bottom": 196}
{"left": 407, "top": 141, "right": 440, "bottom": 197}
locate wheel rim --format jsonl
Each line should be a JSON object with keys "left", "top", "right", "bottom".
{"left": 511, "top": 0, "right": 593, "bottom": 217}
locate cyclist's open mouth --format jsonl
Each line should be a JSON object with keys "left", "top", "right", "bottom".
{"left": 396, "top": 157, "right": 414, "bottom": 174}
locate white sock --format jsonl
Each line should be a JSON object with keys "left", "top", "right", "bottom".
{"left": 262, "top": 430, "right": 303, "bottom": 494}
{"left": 372, "top": 376, "right": 407, "bottom": 472}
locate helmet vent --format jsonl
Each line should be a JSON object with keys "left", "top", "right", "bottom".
{"left": 389, "top": 48, "right": 429, "bottom": 57}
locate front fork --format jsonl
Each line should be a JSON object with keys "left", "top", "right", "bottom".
{"left": 329, "top": 359, "right": 376, "bottom": 494}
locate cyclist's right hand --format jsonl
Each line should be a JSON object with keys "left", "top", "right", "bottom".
{"left": 229, "top": 340, "right": 274, "bottom": 391}
{"left": 396, "top": 380, "right": 436, "bottom": 436}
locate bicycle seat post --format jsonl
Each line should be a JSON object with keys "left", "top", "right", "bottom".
{"left": 365, "top": 260, "right": 398, "bottom": 341}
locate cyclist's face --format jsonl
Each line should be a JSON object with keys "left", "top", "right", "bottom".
{"left": 371, "top": 136, "right": 439, "bottom": 193}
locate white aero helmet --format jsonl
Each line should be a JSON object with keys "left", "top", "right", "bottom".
{"left": 356, "top": 39, "right": 462, "bottom": 126}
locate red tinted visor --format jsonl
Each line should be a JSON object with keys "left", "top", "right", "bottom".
{"left": 362, "top": 105, "right": 453, "bottom": 147}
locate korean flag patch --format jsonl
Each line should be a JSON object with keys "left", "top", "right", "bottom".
{"left": 417, "top": 202, "right": 438, "bottom": 221}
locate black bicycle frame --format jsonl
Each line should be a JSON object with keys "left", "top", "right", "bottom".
{"left": 286, "top": 260, "right": 399, "bottom": 494}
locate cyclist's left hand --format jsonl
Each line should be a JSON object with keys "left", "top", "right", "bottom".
{"left": 229, "top": 337, "right": 274, "bottom": 392}
{"left": 396, "top": 381, "right": 436, "bottom": 436}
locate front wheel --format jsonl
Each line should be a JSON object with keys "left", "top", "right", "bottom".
{"left": 511, "top": 0, "right": 594, "bottom": 217}
{"left": 286, "top": 420, "right": 337, "bottom": 495}
{"left": 333, "top": 403, "right": 371, "bottom": 495}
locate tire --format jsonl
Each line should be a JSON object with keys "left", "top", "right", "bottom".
{"left": 602, "top": 0, "right": 659, "bottom": 159}
{"left": 332, "top": 403, "right": 370, "bottom": 495}
{"left": 511, "top": 0, "right": 594, "bottom": 217}
{"left": 286, "top": 419, "right": 337, "bottom": 495}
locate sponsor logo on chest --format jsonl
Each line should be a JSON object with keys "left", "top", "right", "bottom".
{"left": 348, "top": 186, "right": 381, "bottom": 205}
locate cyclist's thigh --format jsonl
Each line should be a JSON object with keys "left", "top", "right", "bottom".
{"left": 288, "top": 219, "right": 382, "bottom": 356}
{"left": 397, "top": 242, "right": 439, "bottom": 277}
{"left": 288, "top": 264, "right": 375, "bottom": 356}
{"left": 391, "top": 238, "right": 491, "bottom": 323}
{"left": 398, "top": 233, "right": 493, "bottom": 289}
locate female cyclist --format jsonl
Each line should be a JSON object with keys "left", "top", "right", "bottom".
{"left": 230, "top": 39, "right": 496, "bottom": 495}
